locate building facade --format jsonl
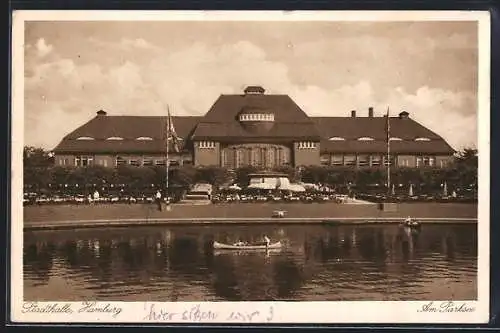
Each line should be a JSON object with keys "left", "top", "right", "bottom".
{"left": 53, "top": 86, "right": 455, "bottom": 169}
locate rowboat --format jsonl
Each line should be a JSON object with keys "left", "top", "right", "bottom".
{"left": 400, "top": 218, "right": 421, "bottom": 229}
{"left": 213, "top": 241, "right": 282, "bottom": 250}
{"left": 213, "top": 248, "right": 282, "bottom": 256}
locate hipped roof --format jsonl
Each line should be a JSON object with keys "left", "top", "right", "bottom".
{"left": 312, "top": 117, "right": 454, "bottom": 154}
{"left": 54, "top": 116, "right": 199, "bottom": 154}
{"left": 54, "top": 99, "right": 454, "bottom": 155}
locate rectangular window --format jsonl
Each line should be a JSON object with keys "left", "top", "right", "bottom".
{"left": 267, "top": 148, "right": 275, "bottom": 168}
{"left": 344, "top": 155, "right": 356, "bottom": 166}
{"left": 75, "top": 156, "right": 93, "bottom": 167}
{"left": 116, "top": 156, "right": 126, "bottom": 166}
{"left": 332, "top": 155, "right": 343, "bottom": 166}
{"left": 143, "top": 158, "right": 153, "bottom": 166}
{"left": 358, "top": 155, "right": 369, "bottom": 167}
{"left": 370, "top": 155, "right": 381, "bottom": 167}
{"left": 129, "top": 159, "right": 140, "bottom": 166}
{"left": 416, "top": 157, "right": 422, "bottom": 167}
{"left": 439, "top": 159, "right": 448, "bottom": 168}
{"left": 169, "top": 160, "right": 180, "bottom": 167}
{"left": 429, "top": 156, "right": 435, "bottom": 167}
{"left": 155, "top": 159, "right": 166, "bottom": 166}
{"left": 398, "top": 159, "right": 409, "bottom": 167}
{"left": 320, "top": 155, "right": 330, "bottom": 166}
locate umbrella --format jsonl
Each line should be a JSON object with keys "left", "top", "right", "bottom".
{"left": 408, "top": 183, "right": 414, "bottom": 197}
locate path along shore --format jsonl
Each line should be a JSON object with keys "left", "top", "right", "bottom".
{"left": 23, "top": 202, "right": 478, "bottom": 231}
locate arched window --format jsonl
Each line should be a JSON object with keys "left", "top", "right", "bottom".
{"left": 357, "top": 137, "right": 375, "bottom": 141}
{"left": 328, "top": 137, "right": 345, "bottom": 141}
{"left": 136, "top": 136, "right": 153, "bottom": 141}
{"left": 76, "top": 136, "right": 94, "bottom": 140}
{"left": 389, "top": 137, "right": 403, "bottom": 141}
{"left": 415, "top": 137, "right": 431, "bottom": 142}
{"left": 106, "top": 136, "right": 124, "bottom": 141}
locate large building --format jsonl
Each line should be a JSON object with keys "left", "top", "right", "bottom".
{"left": 53, "top": 86, "right": 455, "bottom": 169}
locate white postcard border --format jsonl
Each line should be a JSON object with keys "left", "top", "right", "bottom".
{"left": 10, "top": 10, "right": 491, "bottom": 324}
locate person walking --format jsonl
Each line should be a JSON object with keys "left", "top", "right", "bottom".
{"left": 155, "top": 190, "right": 162, "bottom": 211}
{"left": 93, "top": 190, "right": 99, "bottom": 204}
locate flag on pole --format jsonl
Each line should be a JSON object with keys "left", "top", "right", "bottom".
{"left": 166, "top": 106, "right": 180, "bottom": 152}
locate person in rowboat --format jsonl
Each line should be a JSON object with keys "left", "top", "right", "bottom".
{"left": 264, "top": 235, "right": 271, "bottom": 248}
{"left": 234, "top": 239, "right": 246, "bottom": 246}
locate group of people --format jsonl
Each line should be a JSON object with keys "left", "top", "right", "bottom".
{"left": 233, "top": 235, "right": 271, "bottom": 247}
{"left": 155, "top": 190, "right": 172, "bottom": 211}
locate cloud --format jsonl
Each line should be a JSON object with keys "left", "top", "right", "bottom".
{"left": 35, "top": 38, "right": 53, "bottom": 58}
{"left": 119, "top": 38, "right": 162, "bottom": 50}
{"left": 24, "top": 37, "right": 477, "bottom": 151}
{"left": 89, "top": 37, "right": 161, "bottom": 51}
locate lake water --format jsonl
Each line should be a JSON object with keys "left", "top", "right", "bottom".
{"left": 23, "top": 223, "right": 477, "bottom": 301}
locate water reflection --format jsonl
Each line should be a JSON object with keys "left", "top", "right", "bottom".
{"left": 24, "top": 224, "right": 477, "bottom": 301}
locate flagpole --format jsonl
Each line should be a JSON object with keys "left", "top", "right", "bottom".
{"left": 386, "top": 107, "right": 391, "bottom": 196}
{"left": 166, "top": 105, "right": 170, "bottom": 196}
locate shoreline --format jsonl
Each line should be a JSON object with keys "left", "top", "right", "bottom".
{"left": 23, "top": 202, "right": 478, "bottom": 231}
{"left": 25, "top": 217, "right": 477, "bottom": 231}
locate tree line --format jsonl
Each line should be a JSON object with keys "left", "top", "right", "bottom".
{"left": 23, "top": 146, "right": 477, "bottom": 194}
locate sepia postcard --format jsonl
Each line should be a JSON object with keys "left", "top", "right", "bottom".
{"left": 11, "top": 10, "right": 490, "bottom": 324}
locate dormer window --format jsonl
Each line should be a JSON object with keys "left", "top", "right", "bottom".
{"left": 328, "top": 137, "right": 345, "bottom": 141}
{"left": 389, "top": 137, "right": 403, "bottom": 141}
{"left": 76, "top": 136, "right": 95, "bottom": 140}
{"left": 136, "top": 136, "right": 153, "bottom": 141}
{"left": 357, "top": 137, "right": 375, "bottom": 141}
{"left": 415, "top": 137, "right": 431, "bottom": 142}
{"left": 106, "top": 136, "right": 124, "bottom": 141}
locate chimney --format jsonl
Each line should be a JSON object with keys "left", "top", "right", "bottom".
{"left": 96, "top": 110, "right": 107, "bottom": 116}
{"left": 368, "top": 107, "right": 374, "bottom": 118}
{"left": 399, "top": 111, "right": 409, "bottom": 119}
{"left": 351, "top": 110, "right": 356, "bottom": 118}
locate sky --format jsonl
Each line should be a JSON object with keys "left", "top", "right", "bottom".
{"left": 23, "top": 19, "right": 479, "bottom": 150}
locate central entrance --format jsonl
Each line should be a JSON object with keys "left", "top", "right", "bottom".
{"left": 220, "top": 143, "right": 291, "bottom": 168}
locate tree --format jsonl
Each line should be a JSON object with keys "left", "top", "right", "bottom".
{"left": 273, "top": 165, "right": 298, "bottom": 182}
{"left": 23, "top": 166, "right": 53, "bottom": 191}
{"left": 454, "top": 147, "right": 478, "bottom": 168}
{"left": 51, "top": 166, "right": 73, "bottom": 186}
{"left": 196, "top": 166, "right": 231, "bottom": 186}
{"left": 301, "top": 165, "right": 328, "bottom": 184}
{"left": 235, "top": 166, "right": 260, "bottom": 186}
{"left": 24, "top": 146, "right": 54, "bottom": 168}
{"left": 171, "top": 166, "right": 197, "bottom": 186}
{"left": 114, "top": 165, "right": 155, "bottom": 190}
{"left": 452, "top": 147, "right": 478, "bottom": 190}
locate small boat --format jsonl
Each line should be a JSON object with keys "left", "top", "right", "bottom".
{"left": 213, "top": 241, "right": 282, "bottom": 250}
{"left": 272, "top": 210, "right": 287, "bottom": 218}
{"left": 400, "top": 217, "right": 421, "bottom": 228}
